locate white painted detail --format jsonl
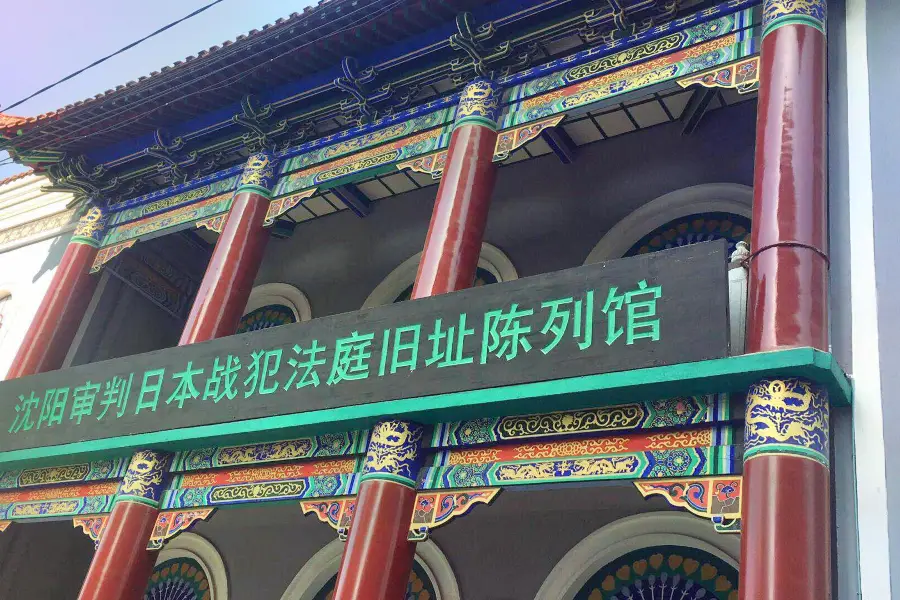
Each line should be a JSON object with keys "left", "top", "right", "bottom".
{"left": 279, "top": 538, "right": 460, "bottom": 600}
{"left": 157, "top": 532, "right": 229, "bottom": 600}
{"left": 845, "top": 0, "right": 893, "bottom": 596}
{"left": 583, "top": 183, "right": 752, "bottom": 264}
{"left": 362, "top": 242, "right": 518, "bottom": 309}
{"left": 243, "top": 283, "right": 312, "bottom": 322}
{"left": 533, "top": 512, "right": 740, "bottom": 600}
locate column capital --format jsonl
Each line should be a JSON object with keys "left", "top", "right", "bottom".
{"left": 71, "top": 205, "right": 108, "bottom": 248}
{"left": 745, "top": 377, "right": 830, "bottom": 466}
{"left": 361, "top": 420, "right": 426, "bottom": 487}
{"left": 763, "top": 0, "right": 826, "bottom": 37}
{"left": 236, "top": 150, "right": 278, "bottom": 197}
{"left": 454, "top": 78, "right": 500, "bottom": 131}
{"left": 115, "top": 450, "right": 172, "bottom": 508}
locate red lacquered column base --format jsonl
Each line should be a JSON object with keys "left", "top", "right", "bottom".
{"left": 178, "top": 191, "right": 271, "bottom": 345}
{"left": 6, "top": 242, "right": 98, "bottom": 379}
{"left": 76, "top": 501, "right": 160, "bottom": 600}
{"left": 739, "top": 455, "right": 830, "bottom": 600}
{"left": 412, "top": 123, "right": 498, "bottom": 298}
{"left": 332, "top": 480, "right": 418, "bottom": 600}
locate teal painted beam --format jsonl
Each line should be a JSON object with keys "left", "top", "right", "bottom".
{"left": 0, "top": 348, "right": 850, "bottom": 469}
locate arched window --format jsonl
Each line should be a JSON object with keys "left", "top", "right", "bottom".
{"left": 624, "top": 212, "right": 751, "bottom": 258}
{"left": 236, "top": 283, "right": 311, "bottom": 334}
{"left": 280, "top": 539, "right": 459, "bottom": 600}
{"left": 311, "top": 560, "right": 437, "bottom": 600}
{"left": 574, "top": 545, "right": 739, "bottom": 600}
{"left": 535, "top": 513, "right": 740, "bottom": 600}
{"left": 362, "top": 243, "right": 517, "bottom": 309}
{"left": 585, "top": 184, "right": 752, "bottom": 263}
{"left": 144, "top": 533, "right": 229, "bottom": 600}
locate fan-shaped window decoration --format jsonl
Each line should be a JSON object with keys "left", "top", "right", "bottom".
{"left": 236, "top": 283, "right": 311, "bottom": 334}
{"left": 144, "top": 557, "right": 211, "bottom": 600}
{"left": 311, "top": 561, "right": 438, "bottom": 600}
{"left": 574, "top": 545, "right": 739, "bottom": 600}
{"left": 393, "top": 267, "right": 499, "bottom": 303}
{"left": 624, "top": 213, "right": 750, "bottom": 258}
{"left": 236, "top": 304, "right": 297, "bottom": 333}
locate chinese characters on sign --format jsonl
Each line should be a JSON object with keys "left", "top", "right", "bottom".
{"left": 0, "top": 242, "right": 728, "bottom": 453}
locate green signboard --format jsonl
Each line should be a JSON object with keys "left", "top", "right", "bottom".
{"left": 0, "top": 241, "right": 728, "bottom": 454}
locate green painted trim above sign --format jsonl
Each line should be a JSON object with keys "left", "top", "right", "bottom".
{"left": 0, "top": 347, "right": 849, "bottom": 469}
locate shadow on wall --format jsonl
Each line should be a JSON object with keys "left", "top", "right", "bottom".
{"left": 32, "top": 233, "right": 71, "bottom": 284}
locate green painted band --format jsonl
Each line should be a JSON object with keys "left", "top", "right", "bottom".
{"left": 113, "top": 495, "right": 161, "bottom": 509}
{"left": 763, "top": 16, "right": 826, "bottom": 38}
{"left": 0, "top": 348, "right": 850, "bottom": 469}
{"left": 359, "top": 472, "right": 418, "bottom": 488}
{"left": 453, "top": 116, "right": 499, "bottom": 131}
{"left": 235, "top": 184, "right": 274, "bottom": 198}
{"left": 743, "top": 444, "right": 829, "bottom": 467}
{"left": 70, "top": 236, "right": 101, "bottom": 248}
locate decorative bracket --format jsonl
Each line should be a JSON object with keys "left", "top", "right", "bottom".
{"left": 677, "top": 56, "right": 761, "bottom": 95}
{"left": 635, "top": 476, "right": 742, "bottom": 534}
{"left": 147, "top": 508, "right": 216, "bottom": 550}
{"left": 90, "top": 240, "right": 136, "bottom": 273}
{"left": 73, "top": 515, "right": 107, "bottom": 548}
{"left": 195, "top": 214, "right": 229, "bottom": 234}
{"left": 396, "top": 115, "right": 566, "bottom": 177}
{"left": 449, "top": 13, "right": 511, "bottom": 78}
{"left": 301, "top": 488, "right": 500, "bottom": 541}
{"left": 264, "top": 188, "right": 318, "bottom": 226}
{"left": 494, "top": 115, "right": 566, "bottom": 161}
{"left": 72, "top": 508, "right": 216, "bottom": 549}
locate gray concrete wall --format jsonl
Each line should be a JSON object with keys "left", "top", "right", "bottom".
{"left": 253, "top": 101, "right": 756, "bottom": 319}
{"left": 867, "top": 0, "right": 900, "bottom": 594}
{"left": 190, "top": 484, "right": 682, "bottom": 600}
{"left": 0, "top": 521, "right": 93, "bottom": 600}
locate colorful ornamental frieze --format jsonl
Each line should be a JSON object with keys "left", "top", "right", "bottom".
{"left": 0, "top": 458, "right": 129, "bottom": 490}
{"left": 433, "top": 395, "right": 729, "bottom": 446}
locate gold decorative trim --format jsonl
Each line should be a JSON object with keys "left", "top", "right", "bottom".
{"left": 90, "top": 240, "right": 136, "bottom": 273}
{"left": 265, "top": 189, "right": 317, "bottom": 226}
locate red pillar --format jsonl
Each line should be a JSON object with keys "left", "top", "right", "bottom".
{"left": 77, "top": 451, "right": 171, "bottom": 600}
{"left": 5, "top": 207, "right": 106, "bottom": 379}
{"left": 740, "top": 3, "right": 830, "bottom": 600}
{"left": 332, "top": 78, "right": 501, "bottom": 600}
{"left": 179, "top": 152, "right": 276, "bottom": 345}
{"left": 77, "top": 153, "right": 278, "bottom": 600}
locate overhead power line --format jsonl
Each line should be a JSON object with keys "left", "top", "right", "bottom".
{"left": 0, "top": 0, "right": 229, "bottom": 114}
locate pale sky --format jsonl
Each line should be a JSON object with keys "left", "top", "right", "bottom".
{"left": 0, "top": 0, "right": 315, "bottom": 179}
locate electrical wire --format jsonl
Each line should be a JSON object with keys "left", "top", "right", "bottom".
{"left": 1, "top": 0, "right": 230, "bottom": 114}
{"left": 12, "top": 0, "right": 405, "bottom": 152}
{"left": 24, "top": 0, "right": 407, "bottom": 151}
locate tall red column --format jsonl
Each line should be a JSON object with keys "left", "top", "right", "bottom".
{"left": 180, "top": 151, "right": 276, "bottom": 345}
{"left": 5, "top": 207, "right": 106, "bottom": 379}
{"left": 77, "top": 451, "right": 171, "bottom": 600}
{"left": 332, "top": 78, "right": 500, "bottom": 600}
{"left": 77, "top": 153, "right": 278, "bottom": 600}
{"left": 740, "top": 3, "right": 830, "bottom": 600}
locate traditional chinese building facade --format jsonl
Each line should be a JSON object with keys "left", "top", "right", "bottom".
{"left": 0, "top": 0, "right": 892, "bottom": 598}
